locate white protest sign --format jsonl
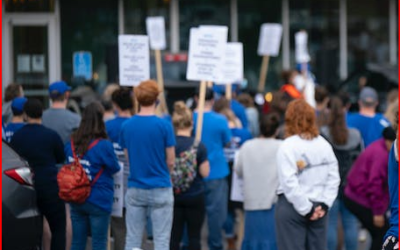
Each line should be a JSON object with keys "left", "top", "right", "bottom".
{"left": 295, "top": 31, "right": 311, "bottom": 63}
{"left": 118, "top": 35, "right": 150, "bottom": 86}
{"left": 231, "top": 171, "right": 244, "bottom": 202}
{"left": 257, "top": 23, "right": 283, "bottom": 56}
{"left": 146, "top": 16, "right": 167, "bottom": 50}
{"left": 186, "top": 26, "right": 228, "bottom": 82}
{"left": 231, "top": 151, "right": 244, "bottom": 202}
{"left": 216, "top": 42, "right": 244, "bottom": 85}
{"left": 112, "top": 162, "right": 124, "bottom": 217}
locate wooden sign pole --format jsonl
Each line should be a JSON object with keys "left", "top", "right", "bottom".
{"left": 155, "top": 49, "right": 169, "bottom": 115}
{"left": 226, "top": 84, "right": 232, "bottom": 100}
{"left": 195, "top": 80, "right": 207, "bottom": 141}
{"left": 257, "top": 55, "right": 270, "bottom": 93}
{"left": 132, "top": 87, "right": 139, "bottom": 115}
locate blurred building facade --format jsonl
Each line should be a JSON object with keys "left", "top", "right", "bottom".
{"left": 2, "top": 0, "right": 398, "bottom": 104}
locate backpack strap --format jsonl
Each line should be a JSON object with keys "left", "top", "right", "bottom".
{"left": 91, "top": 167, "right": 104, "bottom": 186}
{"left": 87, "top": 139, "right": 100, "bottom": 151}
{"left": 71, "top": 138, "right": 101, "bottom": 159}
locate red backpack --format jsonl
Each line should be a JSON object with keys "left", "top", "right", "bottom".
{"left": 57, "top": 139, "right": 103, "bottom": 204}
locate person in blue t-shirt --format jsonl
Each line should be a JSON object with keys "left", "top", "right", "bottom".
{"left": 105, "top": 87, "right": 133, "bottom": 250}
{"left": 213, "top": 84, "right": 248, "bottom": 129}
{"left": 347, "top": 87, "right": 389, "bottom": 147}
{"left": 65, "top": 102, "right": 121, "bottom": 250}
{"left": 383, "top": 113, "right": 398, "bottom": 250}
{"left": 193, "top": 88, "right": 232, "bottom": 250}
{"left": 4, "top": 97, "right": 27, "bottom": 142}
{"left": 216, "top": 104, "right": 252, "bottom": 249}
{"left": 120, "top": 80, "right": 176, "bottom": 250}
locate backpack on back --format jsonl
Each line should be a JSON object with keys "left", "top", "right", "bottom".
{"left": 171, "top": 142, "right": 199, "bottom": 195}
{"left": 57, "top": 139, "right": 103, "bottom": 203}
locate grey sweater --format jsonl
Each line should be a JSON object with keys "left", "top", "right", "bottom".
{"left": 234, "top": 138, "right": 282, "bottom": 210}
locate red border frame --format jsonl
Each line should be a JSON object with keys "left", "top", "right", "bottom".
{"left": 0, "top": 1, "right": 399, "bottom": 249}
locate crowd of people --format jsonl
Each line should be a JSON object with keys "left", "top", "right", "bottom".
{"left": 1, "top": 66, "right": 398, "bottom": 250}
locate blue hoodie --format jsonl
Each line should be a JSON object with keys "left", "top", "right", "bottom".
{"left": 64, "top": 139, "right": 120, "bottom": 213}
{"left": 385, "top": 144, "right": 398, "bottom": 240}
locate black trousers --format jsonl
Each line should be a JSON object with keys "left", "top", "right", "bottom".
{"left": 275, "top": 195, "right": 328, "bottom": 250}
{"left": 37, "top": 190, "right": 66, "bottom": 250}
{"left": 344, "top": 195, "right": 389, "bottom": 250}
{"left": 170, "top": 194, "right": 205, "bottom": 250}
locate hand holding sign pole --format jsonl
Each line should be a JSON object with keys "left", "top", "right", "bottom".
{"left": 146, "top": 17, "right": 168, "bottom": 115}
{"left": 187, "top": 26, "right": 228, "bottom": 141}
{"left": 257, "top": 24, "right": 283, "bottom": 92}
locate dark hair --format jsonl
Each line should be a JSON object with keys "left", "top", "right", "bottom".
{"left": 71, "top": 102, "right": 107, "bottom": 156}
{"left": 23, "top": 99, "right": 43, "bottom": 119}
{"left": 5, "top": 83, "right": 22, "bottom": 102}
{"left": 328, "top": 96, "right": 348, "bottom": 145}
{"left": 50, "top": 93, "right": 66, "bottom": 102}
{"left": 213, "top": 97, "right": 230, "bottom": 113}
{"left": 101, "top": 99, "right": 113, "bottom": 112}
{"left": 337, "top": 91, "right": 350, "bottom": 107}
{"left": 12, "top": 107, "right": 24, "bottom": 116}
{"left": 383, "top": 126, "right": 396, "bottom": 141}
{"left": 314, "top": 86, "right": 329, "bottom": 104}
{"left": 281, "top": 70, "right": 297, "bottom": 84}
{"left": 195, "top": 87, "right": 214, "bottom": 101}
{"left": 237, "top": 93, "right": 254, "bottom": 108}
{"left": 260, "top": 113, "right": 280, "bottom": 137}
{"left": 111, "top": 87, "right": 133, "bottom": 111}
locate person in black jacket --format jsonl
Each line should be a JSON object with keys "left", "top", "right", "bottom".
{"left": 10, "top": 98, "right": 66, "bottom": 250}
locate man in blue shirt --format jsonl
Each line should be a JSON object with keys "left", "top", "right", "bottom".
{"left": 120, "top": 80, "right": 176, "bottom": 250}
{"left": 4, "top": 97, "right": 27, "bottom": 142}
{"left": 193, "top": 88, "right": 232, "bottom": 250}
{"left": 347, "top": 87, "right": 389, "bottom": 147}
{"left": 105, "top": 87, "right": 133, "bottom": 250}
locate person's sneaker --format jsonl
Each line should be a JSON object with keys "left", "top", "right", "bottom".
{"left": 358, "top": 229, "right": 368, "bottom": 242}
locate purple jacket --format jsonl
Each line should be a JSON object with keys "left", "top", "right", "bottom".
{"left": 345, "top": 139, "right": 389, "bottom": 215}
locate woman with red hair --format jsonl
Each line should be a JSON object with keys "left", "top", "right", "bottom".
{"left": 275, "top": 99, "right": 340, "bottom": 250}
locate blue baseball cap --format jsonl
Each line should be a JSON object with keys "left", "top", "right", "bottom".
{"left": 11, "top": 97, "right": 28, "bottom": 113}
{"left": 48, "top": 81, "right": 71, "bottom": 97}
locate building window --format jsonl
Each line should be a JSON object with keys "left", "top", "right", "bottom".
{"left": 348, "top": 0, "right": 390, "bottom": 72}
{"left": 60, "top": 0, "right": 118, "bottom": 86}
{"left": 179, "top": 0, "right": 230, "bottom": 51}
{"left": 5, "top": 0, "right": 55, "bottom": 12}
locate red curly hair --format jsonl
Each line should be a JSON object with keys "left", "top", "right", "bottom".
{"left": 285, "top": 99, "right": 319, "bottom": 139}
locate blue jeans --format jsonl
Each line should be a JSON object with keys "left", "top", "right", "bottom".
{"left": 327, "top": 198, "right": 358, "bottom": 250}
{"left": 205, "top": 178, "right": 228, "bottom": 250}
{"left": 125, "top": 187, "right": 174, "bottom": 250}
{"left": 70, "top": 202, "right": 110, "bottom": 250}
{"left": 223, "top": 210, "right": 235, "bottom": 238}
